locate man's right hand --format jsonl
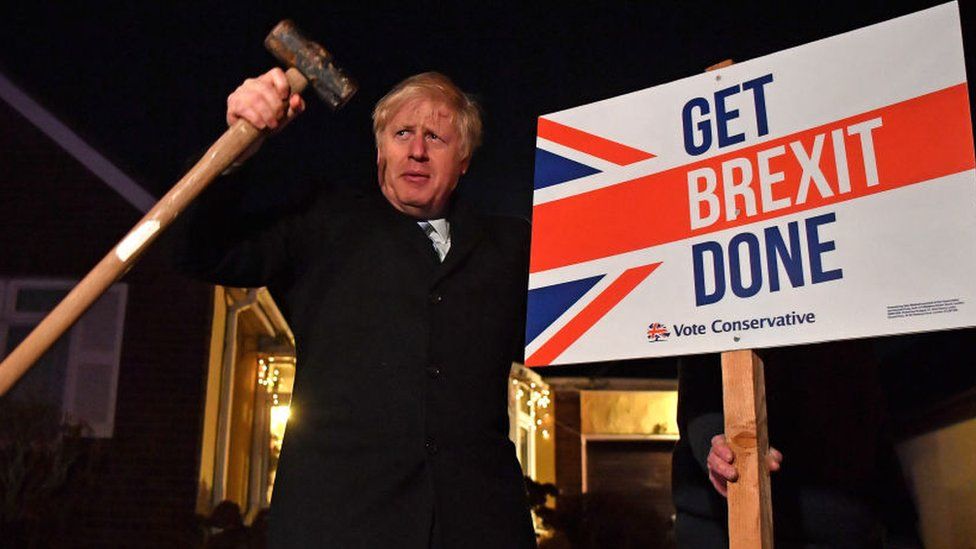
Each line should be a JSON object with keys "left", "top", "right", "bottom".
{"left": 227, "top": 67, "right": 305, "bottom": 129}
{"left": 706, "top": 434, "right": 783, "bottom": 498}
{"left": 225, "top": 68, "right": 306, "bottom": 163}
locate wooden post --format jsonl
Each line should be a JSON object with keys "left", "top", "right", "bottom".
{"left": 721, "top": 349, "right": 774, "bottom": 548}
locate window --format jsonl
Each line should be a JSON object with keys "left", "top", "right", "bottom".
{"left": 0, "top": 278, "right": 127, "bottom": 438}
{"left": 196, "top": 286, "right": 296, "bottom": 519}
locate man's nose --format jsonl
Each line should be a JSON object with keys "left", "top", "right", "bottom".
{"left": 408, "top": 135, "right": 428, "bottom": 160}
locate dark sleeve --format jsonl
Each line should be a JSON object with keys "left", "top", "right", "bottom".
{"left": 676, "top": 353, "right": 724, "bottom": 471}
{"left": 171, "top": 164, "right": 310, "bottom": 288}
{"left": 509, "top": 217, "right": 531, "bottom": 364}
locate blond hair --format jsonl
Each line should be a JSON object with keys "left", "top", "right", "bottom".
{"left": 372, "top": 72, "right": 482, "bottom": 159}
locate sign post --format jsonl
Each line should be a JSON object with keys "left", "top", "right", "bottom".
{"left": 722, "top": 350, "right": 773, "bottom": 548}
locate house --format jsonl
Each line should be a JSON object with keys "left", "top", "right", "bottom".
{"left": 1, "top": 72, "right": 213, "bottom": 545}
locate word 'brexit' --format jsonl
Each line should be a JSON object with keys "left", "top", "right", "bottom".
{"left": 687, "top": 117, "right": 883, "bottom": 230}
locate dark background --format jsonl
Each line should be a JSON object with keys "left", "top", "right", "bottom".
{"left": 3, "top": 1, "right": 970, "bottom": 214}
{"left": 1, "top": 1, "right": 974, "bottom": 426}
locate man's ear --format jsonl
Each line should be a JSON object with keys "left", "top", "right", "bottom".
{"left": 460, "top": 155, "right": 470, "bottom": 175}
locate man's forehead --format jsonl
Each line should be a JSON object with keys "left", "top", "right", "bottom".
{"left": 392, "top": 99, "right": 456, "bottom": 126}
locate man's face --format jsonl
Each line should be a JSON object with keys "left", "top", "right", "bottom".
{"left": 377, "top": 98, "right": 469, "bottom": 219}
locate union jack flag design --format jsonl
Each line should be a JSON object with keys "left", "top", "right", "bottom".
{"left": 647, "top": 323, "right": 670, "bottom": 342}
{"left": 525, "top": 115, "right": 663, "bottom": 366}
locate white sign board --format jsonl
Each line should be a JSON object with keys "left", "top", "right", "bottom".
{"left": 525, "top": 2, "right": 975, "bottom": 366}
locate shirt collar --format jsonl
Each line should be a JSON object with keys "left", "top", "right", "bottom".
{"left": 423, "top": 218, "right": 450, "bottom": 242}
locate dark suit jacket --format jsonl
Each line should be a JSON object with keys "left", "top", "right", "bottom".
{"left": 177, "top": 176, "right": 536, "bottom": 548}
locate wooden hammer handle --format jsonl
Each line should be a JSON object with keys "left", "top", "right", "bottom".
{"left": 0, "top": 67, "right": 308, "bottom": 396}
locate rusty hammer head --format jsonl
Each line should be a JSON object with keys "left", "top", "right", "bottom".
{"left": 265, "top": 20, "right": 357, "bottom": 110}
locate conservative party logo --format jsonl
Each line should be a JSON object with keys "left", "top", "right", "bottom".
{"left": 647, "top": 322, "right": 671, "bottom": 342}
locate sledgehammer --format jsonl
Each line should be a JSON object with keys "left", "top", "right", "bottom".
{"left": 0, "top": 20, "right": 356, "bottom": 395}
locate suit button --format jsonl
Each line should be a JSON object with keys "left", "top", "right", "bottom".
{"left": 426, "top": 366, "right": 441, "bottom": 378}
{"left": 429, "top": 293, "right": 443, "bottom": 304}
{"left": 425, "top": 439, "right": 438, "bottom": 455}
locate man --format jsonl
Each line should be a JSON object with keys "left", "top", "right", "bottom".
{"left": 177, "top": 69, "right": 537, "bottom": 548}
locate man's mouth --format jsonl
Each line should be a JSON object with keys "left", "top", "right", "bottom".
{"left": 402, "top": 171, "right": 430, "bottom": 184}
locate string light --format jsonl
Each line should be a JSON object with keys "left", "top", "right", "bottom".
{"left": 511, "top": 375, "right": 553, "bottom": 440}
{"left": 258, "top": 355, "right": 294, "bottom": 410}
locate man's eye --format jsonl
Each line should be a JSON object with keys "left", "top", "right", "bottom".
{"left": 426, "top": 133, "right": 441, "bottom": 142}
{"left": 395, "top": 129, "right": 410, "bottom": 138}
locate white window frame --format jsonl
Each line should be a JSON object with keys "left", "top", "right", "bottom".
{"left": 1, "top": 277, "right": 126, "bottom": 438}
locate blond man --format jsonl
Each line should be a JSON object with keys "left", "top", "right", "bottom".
{"left": 178, "top": 70, "right": 536, "bottom": 548}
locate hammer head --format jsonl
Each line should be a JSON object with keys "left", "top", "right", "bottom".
{"left": 265, "top": 20, "right": 357, "bottom": 110}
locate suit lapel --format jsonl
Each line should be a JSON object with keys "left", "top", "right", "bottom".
{"left": 369, "top": 189, "right": 485, "bottom": 282}
{"left": 374, "top": 194, "right": 441, "bottom": 269}
{"left": 433, "top": 201, "right": 485, "bottom": 286}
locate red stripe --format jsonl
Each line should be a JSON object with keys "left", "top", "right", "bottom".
{"left": 526, "top": 263, "right": 661, "bottom": 366}
{"left": 531, "top": 83, "right": 975, "bottom": 273}
{"left": 538, "top": 117, "right": 655, "bottom": 165}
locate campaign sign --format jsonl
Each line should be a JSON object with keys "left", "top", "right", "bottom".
{"left": 525, "top": 2, "right": 975, "bottom": 366}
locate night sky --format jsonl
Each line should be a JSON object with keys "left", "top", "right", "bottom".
{"left": 2, "top": 1, "right": 967, "bottom": 217}
{"left": 2, "top": 1, "right": 974, "bottom": 387}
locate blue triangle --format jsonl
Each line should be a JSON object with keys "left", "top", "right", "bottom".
{"left": 533, "top": 148, "right": 601, "bottom": 190}
{"left": 525, "top": 275, "right": 604, "bottom": 346}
